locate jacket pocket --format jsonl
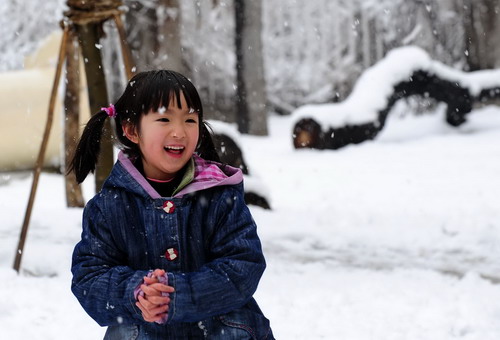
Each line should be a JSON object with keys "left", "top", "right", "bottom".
{"left": 216, "top": 308, "right": 272, "bottom": 340}
{"left": 103, "top": 325, "right": 139, "bottom": 340}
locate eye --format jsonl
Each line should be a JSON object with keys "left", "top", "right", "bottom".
{"left": 186, "top": 118, "right": 198, "bottom": 123}
{"left": 157, "top": 118, "right": 170, "bottom": 123}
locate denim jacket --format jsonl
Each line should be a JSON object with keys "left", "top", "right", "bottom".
{"left": 71, "top": 152, "right": 274, "bottom": 339}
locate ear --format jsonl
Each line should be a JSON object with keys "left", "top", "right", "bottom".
{"left": 122, "top": 123, "right": 139, "bottom": 144}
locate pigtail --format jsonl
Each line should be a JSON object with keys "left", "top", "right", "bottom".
{"left": 197, "top": 122, "right": 221, "bottom": 163}
{"left": 67, "top": 110, "right": 109, "bottom": 183}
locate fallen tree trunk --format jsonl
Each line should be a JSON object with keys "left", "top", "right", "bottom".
{"left": 293, "top": 69, "right": 483, "bottom": 150}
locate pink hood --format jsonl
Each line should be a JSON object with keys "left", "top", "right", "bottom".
{"left": 117, "top": 151, "right": 243, "bottom": 199}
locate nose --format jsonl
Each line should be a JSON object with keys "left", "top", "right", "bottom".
{"left": 171, "top": 123, "right": 185, "bottom": 139}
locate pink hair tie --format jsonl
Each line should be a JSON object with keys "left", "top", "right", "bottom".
{"left": 101, "top": 104, "right": 116, "bottom": 118}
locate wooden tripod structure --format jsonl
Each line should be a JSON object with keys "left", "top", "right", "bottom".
{"left": 13, "top": 1, "right": 135, "bottom": 272}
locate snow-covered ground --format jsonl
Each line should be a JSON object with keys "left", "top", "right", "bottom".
{"left": 1, "top": 105, "right": 500, "bottom": 339}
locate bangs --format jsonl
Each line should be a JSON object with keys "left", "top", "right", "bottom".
{"left": 135, "top": 70, "right": 202, "bottom": 114}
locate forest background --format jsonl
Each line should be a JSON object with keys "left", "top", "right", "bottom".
{"left": 2, "top": 0, "right": 499, "bottom": 133}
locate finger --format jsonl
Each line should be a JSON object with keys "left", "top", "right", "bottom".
{"left": 144, "top": 276, "right": 159, "bottom": 285}
{"left": 148, "top": 303, "right": 169, "bottom": 315}
{"left": 141, "top": 283, "right": 175, "bottom": 296}
{"left": 152, "top": 269, "right": 166, "bottom": 277}
{"left": 138, "top": 294, "right": 155, "bottom": 309}
{"left": 138, "top": 294, "right": 170, "bottom": 314}
{"left": 146, "top": 295, "right": 170, "bottom": 305}
{"left": 136, "top": 301, "right": 154, "bottom": 320}
{"left": 148, "top": 283, "right": 175, "bottom": 293}
{"left": 147, "top": 312, "right": 167, "bottom": 323}
{"left": 141, "top": 284, "right": 162, "bottom": 297}
{"left": 136, "top": 300, "right": 169, "bottom": 320}
{"left": 136, "top": 306, "right": 161, "bottom": 322}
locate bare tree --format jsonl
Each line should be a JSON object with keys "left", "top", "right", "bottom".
{"left": 462, "top": 0, "right": 500, "bottom": 70}
{"left": 125, "top": 0, "right": 187, "bottom": 74}
{"left": 234, "top": 0, "right": 268, "bottom": 135}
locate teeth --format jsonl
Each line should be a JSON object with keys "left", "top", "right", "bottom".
{"left": 165, "top": 146, "right": 184, "bottom": 150}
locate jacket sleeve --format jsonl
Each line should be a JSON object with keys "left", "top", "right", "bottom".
{"left": 71, "top": 199, "right": 148, "bottom": 326}
{"left": 167, "top": 185, "right": 266, "bottom": 323}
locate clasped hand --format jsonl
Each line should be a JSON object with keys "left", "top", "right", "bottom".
{"left": 135, "top": 269, "right": 175, "bottom": 323}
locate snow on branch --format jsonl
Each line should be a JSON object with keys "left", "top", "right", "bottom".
{"left": 291, "top": 46, "right": 500, "bottom": 150}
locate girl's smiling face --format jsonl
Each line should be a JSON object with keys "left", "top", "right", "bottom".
{"left": 123, "top": 92, "right": 200, "bottom": 180}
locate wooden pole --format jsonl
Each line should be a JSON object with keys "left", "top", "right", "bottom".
{"left": 113, "top": 13, "right": 136, "bottom": 80}
{"left": 14, "top": 2, "right": 135, "bottom": 272}
{"left": 64, "top": 28, "right": 85, "bottom": 207}
{"left": 13, "top": 24, "right": 70, "bottom": 272}
{"left": 75, "top": 22, "right": 113, "bottom": 191}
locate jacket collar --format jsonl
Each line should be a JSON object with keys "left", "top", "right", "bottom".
{"left": 105, "top": 151, "right": 243, "bottom": 199}
{"left": 175, "top": 154, "right": 243, "bottom": 197}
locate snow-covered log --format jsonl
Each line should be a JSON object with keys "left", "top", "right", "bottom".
{"left": 292, "top": 46, "right": 500, "bottom": 150}
{"left": 209, "top": 120, "right": 271, "bottom": 209}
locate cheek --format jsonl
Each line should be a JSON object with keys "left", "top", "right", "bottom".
{"left": 189, "top": 125, "right": 199, "bottom": 140}
{"left": 196, "top": 127, "right": 201, "bottom": 139}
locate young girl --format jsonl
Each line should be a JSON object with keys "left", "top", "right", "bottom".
{"left": 69, "top": 70, "right": 274, "bottom": 339}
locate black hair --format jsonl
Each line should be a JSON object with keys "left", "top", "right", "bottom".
{"left": 68, "top": 70, "right": 220, "bottom": 183}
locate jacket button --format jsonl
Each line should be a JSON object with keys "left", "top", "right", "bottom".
{"left": 164, "top": 248, "right": 179, "bottom": 261}
{"left": 162, "top": 200, "right": 175, "bottom": 213}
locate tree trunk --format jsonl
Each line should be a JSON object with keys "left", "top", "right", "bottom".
{"left": 157, "top": 0, "right": 188, "bottom": 75}
{"left": 75, "top": 23, "right": 113, "bottom": 191}
{"left": 125, "top": 1, "right": 187, "bottom": 75}
{"left": 64, "top": 29, "right": 84, "bottom": 207}
{"left": 234, "top": 0, "right": 268, "bottom": 135}
{"left": 125, "top": 1, "right": 158, "bottom": 71}
{"left": 464, "top": 0, "right": 500, "bottom": 70}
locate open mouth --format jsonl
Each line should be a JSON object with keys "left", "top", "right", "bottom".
{"left": 164, "top": 145, "right": 185, "bottom": 155}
